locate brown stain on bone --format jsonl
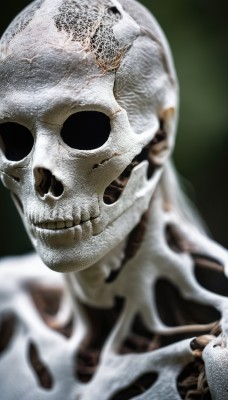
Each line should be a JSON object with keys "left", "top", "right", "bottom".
{"left": 0, "top": 313, "right": 16, "bottom": 354}
{"left": 110, "top": 371, "right": 158, "bottom": 400}
{"left": 28, "top": 341, "right": 54, "bottom": 390}
{"left": 177, "top": 360, "right": 212, "bottom": 400}
{"left": 106, "top": 210, "right": 149, "bottom": 283}
{"left": 29, "top": 285, "right": 73, "bottom": 338}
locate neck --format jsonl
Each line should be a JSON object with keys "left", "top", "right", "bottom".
{"left": 67, "top": 161, "right": 207, "bottom": 312}
{"left": 67, "top": 194, "right": 153, "bottom": 309}
{"left": 63, "top": 180, "right": 225, "bottom": 388}
{"left": 66, "top": 179, "right": 220, "bottom": 333}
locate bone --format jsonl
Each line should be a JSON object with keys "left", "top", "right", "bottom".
{"left": 0, "top": 1, "right": 227, "bottom": 399}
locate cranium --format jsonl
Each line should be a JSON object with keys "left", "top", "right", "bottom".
{"left": 0, "top": 0, "right": 177, "bottom": 272}
{"left": 0, "top": 1, "right": 227, "bottom": 400}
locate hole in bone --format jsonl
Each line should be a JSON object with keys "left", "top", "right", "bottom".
{"left": 155, "top": 279, "right": 221, "bottom": 327}
{"left": 61, "top": 111, "right": 111, "bottom": 150}
{"left": 30, "top": 285, "right": 62, "bottom": 317}
{"left": 123, "top": 210, "right": 149, "bottom": 260}
{"left": 103, "top": 133, "right": 161, "bottom": 205}
{"left": 151, "top": 119, "right": 167, "bottom": 146}
{"left": 75, "top": 297, "right": 125, "bottom": 383}
{"left": 166, "top": 223, "right": 228, "bottom": 297}
{"left": 165, "top": 224, "right": 196, "bottom": 254}
{"left": 28, "top": 342, "right": 54, "bottom": 390}
{"left": 106, "top": 211, "right": 149, "bottom": 283}
{"left": 119, "top": 314, "right": 216, "bottom": 355}
{"left": 108, "top": 6, "right": 121, "bottom": 16}
{"left": 51, "top": 177, "right": 64, "bottom": 197}
{"left": 165, "top": 226, "right": 228, "bottom": 296}
{"left": 177, "top": 361, "right": 212, "bottom": 400}
{"left": 193, "top": 254, "right": 228, "bottom": 297}
{"left": 35, "top": 168, "right": 64, "bottom": 198}
{"left": 0, "top": 313, "right": 16, "bottom": 354}
{"left": 110, "top": 372, "right": 158, "bottom": 400}
{"left": 0, "top": 122, "right": 34, "bottom": 161}
{"left": 29, "top": 285, "right": 74, "bottom": 338}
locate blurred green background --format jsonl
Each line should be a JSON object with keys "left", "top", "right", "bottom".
{"left": 0, "top": 0, "right": 227, "bottom": 257}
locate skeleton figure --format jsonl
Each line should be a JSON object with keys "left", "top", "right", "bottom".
{"left": 0, "top": 1, "right": 227, "bottom": 399}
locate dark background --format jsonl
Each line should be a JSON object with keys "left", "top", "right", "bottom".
{"left": 0, "top": 0, "right": 227, "bottom": 257}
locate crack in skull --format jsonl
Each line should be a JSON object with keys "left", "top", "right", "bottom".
{"left": 103, "top": 121, "right": 166, "bottom": 205}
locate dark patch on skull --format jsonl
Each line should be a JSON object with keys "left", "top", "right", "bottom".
{"left": 106, "top": 210, "right": 149, "bottom": 283}
{"left": 123, "top": 209, "right": 149, "bottom": 260}
{"left": 11, "top": 175, "right": 20, "bottom": 183}
{"left": 0, "top": 122, "right": 34, "bottom": 162}
{"left": 177, "top": 361, "right": 212, "bottom": 400}
{"left": 119, "top": 314, "right": 217, "bottom": 355}
{"left": 1, "top": 0, "right": 44, "bottom": 47}
{"left": 75, "top": 296, "right": 125, "bottom": 383}
{"left": 103, "top": 120, "right": 167, "bottom": 205}
{"left": 108, "top": 6, "right": 120, "bottom": 15}
{"left": 61, "top": 111, "right": 111, "bottom": 150}
{"left": 30, "top": 285, "right": 74, "bottom": 338}
{"left": 155, "top": 279, "right": 221, "bottom": 327}
{"left": 54, "top": 0, "right": 126, "bottom": 71}
{"left": 110, "top": 372, "right": 158, "bottom": 400}
{"left": 28, "top": 341, "right": 54, "bottom": 390}
{"left": 35, "top": 168, "right": 64, "bottom": 199}
{"left": 0, "top": 313, "right": 16, "bottom": 354}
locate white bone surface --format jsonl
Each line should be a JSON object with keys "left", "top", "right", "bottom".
{"left": 0, "top": 1, "right": 227, "bottom": 399}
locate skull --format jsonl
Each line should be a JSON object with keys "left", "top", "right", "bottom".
{"left": 0, "top": 0, "right": 178, "bottom": 272}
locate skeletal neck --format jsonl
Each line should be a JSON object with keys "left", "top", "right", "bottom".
{"left": 65, "top": 166, "right": 198, "bottom": 311}
{"left": 67, "top": 238, "right": 127, "bottom": 307}
{"left": 66, "top": 191, "right": 157, "bottom": 309}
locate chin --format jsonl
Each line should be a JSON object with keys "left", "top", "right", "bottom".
{"left": 33, "top": 230, "right": 119, "bottom": 273}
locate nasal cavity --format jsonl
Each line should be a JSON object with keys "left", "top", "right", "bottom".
{"left": 34, "top": 168, "right": 64, "bottom": 198}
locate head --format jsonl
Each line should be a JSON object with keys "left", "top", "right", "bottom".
{"left": 0, "top": 0, "right": 178, "bottom": 272}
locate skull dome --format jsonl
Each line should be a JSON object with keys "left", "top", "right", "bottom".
{"left": 0, "top": 0, "right": 178, "bottom": 272}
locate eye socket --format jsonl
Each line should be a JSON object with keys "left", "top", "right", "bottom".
{"left": 0, "top": 122, "right": 34, "bottom": 161}
{"left": 61, "top": 111, "right": 111, "bottom": 151}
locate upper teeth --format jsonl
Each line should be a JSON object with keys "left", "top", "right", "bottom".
{"left": 35, "top": 219, "right": 90, "bottom": 230}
